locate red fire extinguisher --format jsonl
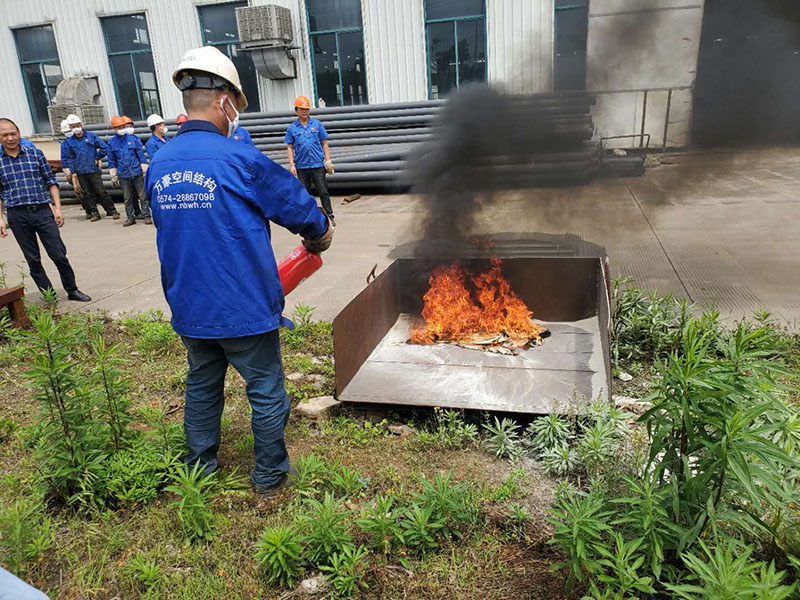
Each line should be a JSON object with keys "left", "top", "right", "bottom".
{"left": 278, "top": 244, "right": 323, "bottom": 296}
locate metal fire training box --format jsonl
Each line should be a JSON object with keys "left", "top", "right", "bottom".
{"left": 333, "top": 257, "right": 612, "bottom": 414}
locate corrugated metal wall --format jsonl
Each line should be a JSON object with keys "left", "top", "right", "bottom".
{"left": 488, "top": 0, "right": 554, "bottom": 94}
{"left": 2, "top": 0, "right": 559, "bottom": 136}
{"left": 362, "top": 0, "right": 427, "bottom": 104}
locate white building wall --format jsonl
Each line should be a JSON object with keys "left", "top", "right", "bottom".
{"left": 362, "top": 0, "right": 427, "bottom": 104}
{"left": 586, "top": 0, "right": 705, "bottom": 147}
{"left": 4, "top": 0, "right": 699, "bottom": 144}
{"left": 488, "top": 0, "right": 554, "bottom": 94}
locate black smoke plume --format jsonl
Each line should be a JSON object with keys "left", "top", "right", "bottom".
{"left": 407, "top": 84, "right": 598, "bottom": 257}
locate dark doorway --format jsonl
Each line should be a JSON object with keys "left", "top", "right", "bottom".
{"left": 692, "top": 0, "right": 800, "bottom": 146}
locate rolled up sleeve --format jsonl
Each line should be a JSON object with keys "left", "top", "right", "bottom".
{"left": 250, "top": 153, "right": 327, "bottom": 239}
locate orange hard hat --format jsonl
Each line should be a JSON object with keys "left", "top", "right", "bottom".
{"left": 110, "top": 115, "right": 126, "bottom": 128}
{"left": 121, "top": 115, "right": 134, "bottom": 125}
{"left": 176, "top": 113, "right": 189, "bottom": 124}
{"left": 294, "top": 95, "right": 311, "bottom": 109}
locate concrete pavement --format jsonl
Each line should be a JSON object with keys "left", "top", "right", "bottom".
{"left": 1, "top": 147, "right": 798, "bottom": 324}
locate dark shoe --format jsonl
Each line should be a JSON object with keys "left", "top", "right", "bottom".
{"left": 111, "top": 212, "right": 121, "bottom": 220}
{"left": 144, "top": 216, "right": 152, "bottom": 225}
{"left": 252, "top": 468, "right": 295, "bottom": 498}
{"left": 67, "top": 290, "right": 92, "bottom": 302}
{"left": 84, "top": 213, "right": 92, "bottom": 220}
{"left": 123, "top": 218, "right": 136, "bottom": 227}
{"left": 90, "top": 213, "right": 101, "bottom": 222}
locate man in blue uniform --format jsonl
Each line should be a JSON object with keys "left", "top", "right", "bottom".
{"left": 108, "top": 115, "right": 150, "bottom": 226}
{"left": 0, "top": 118, "right": 91, "bottom": 302}
{"left": 145, "top": 113, "right": 170, "bottom": 160}
{"left": 285, "top": 95, "right": 336, "bottom": 225}
{"left": 57, "top": 119, "right": 88, "bottom": 217}
{"left": 61, "top": 114, "right": 119, "bottom": 222}
{"left": 146, "top": 46, "right": 333, "bottom": 497}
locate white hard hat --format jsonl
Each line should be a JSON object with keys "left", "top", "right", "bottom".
{"left": 172, "top": 46, "right": 248, "bottom": 111}
{"left": 65, "top": 114, "right": 81, "bottom": 125}
{"left": 60, "top": 120, "right": 70, "bottom": 133}
{"left": 146, "top": 114, "right": 165, "bottom": 128}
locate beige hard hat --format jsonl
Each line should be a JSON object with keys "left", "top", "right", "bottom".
{"left": 60, "top": 120, "right": 70, "bottom": 133}
{"left": 65, "top": 114, "right": 81, "bottom": 125}
{"left": 172, "top": 46, "right": 248, "bottom": 111}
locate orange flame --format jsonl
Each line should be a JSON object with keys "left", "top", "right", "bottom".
{"left": 409, "top": 258, "right": 545, "bottom": 347}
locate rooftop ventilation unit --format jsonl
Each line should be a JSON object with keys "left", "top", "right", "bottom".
{"left": 236, "top": 5, "right": 297, "bottom": 80}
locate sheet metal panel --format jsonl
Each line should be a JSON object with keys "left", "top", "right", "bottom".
{"left": 488, "top": 0, "right": 554, "bottom": 94}
{"left": 361, "top": 0, "right": 427, "bottom": 104}
{"left": 334, "top": 256, "right": 611, "bottom": 413}
{"left": 333, "top": 260, "right": 400, "bottom": 397}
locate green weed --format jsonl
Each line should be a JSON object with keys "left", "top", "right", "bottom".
{"left": 0, "top": 496, "right": 55, "bottom": 576}
{"left": 482, "top": 417, "right": 522, "bottom": 460}
{"left": 320, "top": 544, "right": 370, "bottom": 598}
{"left": 296, "top": 492, "right": 353, "bottom": 566}
{"left": 253, "top": 524, "right": 305, "bottom": 587}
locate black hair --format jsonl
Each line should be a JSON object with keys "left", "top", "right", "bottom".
{"left": 0, "top": 118, "right": 20, "bottom": 131}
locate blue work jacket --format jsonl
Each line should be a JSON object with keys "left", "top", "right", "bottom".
{"left": 145, "top": 120, "right": 328, "bottom": 339}
{"left": 107, "top": 134, "right": 147, "bottom": 178}
{"left": 61, "top": 131, "right": 107, "bottom": 175}
{"left": 231, "top": 126, "right": 255, "bottom": 146}
{"left": 284, "top": 118, "right": 328, "bottom": 169}
{"left": 145, "top": 133, "right": 169, "bottom": 160}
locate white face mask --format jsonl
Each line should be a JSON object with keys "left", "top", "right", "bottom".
{"left": 64, "top": 130, "right": 74, "bottom": 138}
{"left": 116, "top": 128, "right": 126, "bottom": 136}
{"left": 72, "top": 126, "right": 83, "bottom": 136}
{"left": 220, "top": 96, "right": 239, "bottom": 138}
{"left": 160, "top": 124, "right": 169, "bottom": 135}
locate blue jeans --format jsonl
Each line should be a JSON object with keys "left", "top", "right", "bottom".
{"left": 0, "top": 566, "right": 49, "bottom": 600}
{"left": 181, "top": 330, "right": 290, "bottom": 488}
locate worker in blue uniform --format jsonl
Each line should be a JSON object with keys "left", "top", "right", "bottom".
{"left": 61, "top": 114, "right": 119, "bottom": 222}
{"left": 145, "top": 113, "right": 170, "bottom": 160}
{"left": 231, "top": 124, "right": 255, "bottom": 146}
{"left": 285, "top": 95, "right": 335, "bottom": 225}
{"left": 146, "top": 46, "right": 333, "bottom": 498}
{"left": 57, "top": 119, "right": 87, "bottom": 215}
{"left": 108, "top": 115, "right": 150, "bottom": 226}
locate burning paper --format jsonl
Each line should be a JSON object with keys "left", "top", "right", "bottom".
{"left": 409, "top": 258, "right": 548, "bottom": 354}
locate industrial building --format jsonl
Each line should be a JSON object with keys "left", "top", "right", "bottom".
{"left": 1, "top": 0, "right": 798, "bottom": 148}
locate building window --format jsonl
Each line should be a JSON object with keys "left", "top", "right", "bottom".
{"left": 306, "top": 0, "right": 368, "bottom": 107}
{"left": 554, "top": 0, "right": 589, "bottom": 91}
{"left": 425, "top": 0, "right": 486, "bottom": 99}
{"left": 13, "top": 25, "right": 64, "bottom": 133}
{"left": 197, "top": 2, "right": 261, "bottom": 113}
{"left": 101, "top": 14, "right": 162, "bottom": 121}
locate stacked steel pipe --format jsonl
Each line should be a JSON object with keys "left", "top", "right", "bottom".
{"left": 58, "top": 93, "right": 604, "bottom": 200}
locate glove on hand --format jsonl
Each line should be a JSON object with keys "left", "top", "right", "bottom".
{"left": 324, "top": 159, "right": 335, "bottom": 175}
{"left": 302, "top": 215, "right": 334, "bottom": 254}
{"left": 109, "top": 169, "right": 120, "bottom": 188}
